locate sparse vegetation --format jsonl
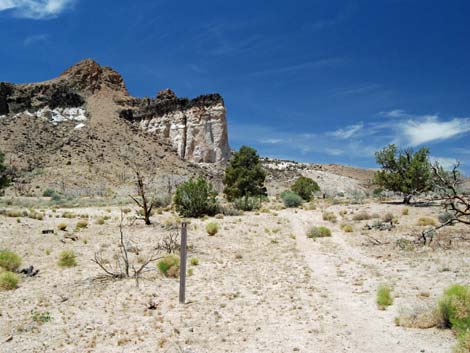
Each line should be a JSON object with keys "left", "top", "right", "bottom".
{"left": 0, "top": 271, "right": 19, "bottom": 290}
{"left": 454, "top": 330, "right": 470, "bottom": 353}
{"left": 157, "top": 255, "right": 179, "bottom": 277}
{"left": 352, "top": 211, "right": 372, "bottom": 221}
{"left": 402, "top": 208, "right": 409, "bottom": 216}
{"left": 57, "top": 222, "right": 67, "bottom": 231}
{"left": 233, "top": 196, "right": 261, "bottom": 211}
{"left": 190, "top": 258, "right": 199, "bottom": 266}
{"left": 307, "top": 226, "right": 332, "bottom": 239}
{"left": 341, "top": 224, "right": 353, "bottom": 232}
{"left": 32, "top": 311, "right": 52, "bottom": 324}
{"left": 376, "top": 284, "right": 393, "bottom": 309}
{"left": 0, "top": 249, "right": 22, "bottom": 272}
{"left": 75, "top": 220, "right": 88, "bottom": 230}
{"left": 58, "top": 250, "right": 77, "bottom": 267}
{"left": 174, "top": 177, "right": 218, "bottom": 217}
{"left": 206, "top": 222, "right": 219, "bottom": 236}
{"left": 0, "top": 149, "right": 11, "bottom": 192}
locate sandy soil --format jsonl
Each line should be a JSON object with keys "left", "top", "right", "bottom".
{"left": 0, "top": 200, "right": 468, "bottom": 353}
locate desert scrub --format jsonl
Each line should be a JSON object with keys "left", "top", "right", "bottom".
{"left": 402, "top": 208, "right": 409, "bottom": 216}
{"left": 438, "top": 212, "right": 454, "bottom": 224}
{"left": 174, "top": 177, "right": 218, "bottom": 217}
{"left": 95, "top": 217, "right": 105, "bottom": 225}
{"left": 437, "top": 284, "right": 470, "bottom": 334}
{"left": 5, "top": 209, "right": 23, "bottom": 218}
{"left": 340, "top": 224, "right": 353, "bottom": 232}
{"left": 395, "top": 305, "right": 438, "bottom": 329}
{"left": 75, "top": 220, "right": 88, "bottom": 230}
{"left": 382, "top": 212, "right": 394, "bottom": 223}
{"left": 58, "top": 250, "right": 77, "bottom": 267}
{"left": 0, "top": 249, "right": 22, "bottom": 271}
{"left": 61, "top": 211, "right": 76, "bottom": 219}
{"left": 307, "top": 226, "right": 332, "bottom": 239}
{"left": 322, "top": 211, "right": 337, "bottom": 223}
{"left": 280, "top": 191, "right": 303, "bottom": 208}
{"left": 57, "top": 222, "right": 67, "bottom": 231}
{"left": 157, "top": 255, "right": 180, "bottom": 277}
{"left": 0, "top": 271, "right": 19, "bottom": 290}
{"left": 190, "top": 257, "right": 199, "bottom": 266}
{"left": 376, "top": 284, "right": 393, "bottom": 309}
{"left": 206, "top": 222, "right": 219, "bottom": 236}
{"left": 352, "top": 211, "right": 371, "bottom": 221}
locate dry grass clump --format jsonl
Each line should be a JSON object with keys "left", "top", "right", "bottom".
{"left": 95, "top": 217, "right": 105, "bottom": 225}
{"left": 157, "top": 255, "right": 180, "bottom": 277}
{"left": 377, "top": 284, "right": 393, "bottom": 310}
{"left": 352, "top": 211, "right": 372, "bottom": 221}
{"left": 395, "top": 305, "right": 438, "bottom": 328}
{"left": 402, "top": 208, "right": 409, "bottom": 216}
{"left": 382, "top": 212, "right": 394, "bottom": 223}
{"left": 75, "top": 220, "right": 88, "bottom": 230}
{"left": 57, "top": 223, "right": 67, "bottom": 231}
{"left": 206, "top": 222, "right": 219, "bottom": 236}
{"left": 190, "top": 257, "right": 199, "bottom": 266}
{"left": 417, "top": 217, "right": 437, "bottom": 227}
{"left": 454, "top": 330, "right": 470, "bottom": 353}
{"left": 61, "top": 211, "right": 76, "bottom": 218}
{"left": 4, "top": 209, "right": 24, "bottom": 218}
{"left": 0, "top": 271, "right": 19, "bottom": 290}
{"left": 322, "top": 211, "right": 337, "bottom": 223}
{"left": 58, "top": 250, "right": 77, "bottom": 267}
{"left": 307, "top": 226, "right": 332, "bottom": 239}
{"left": 0, "top": 250, "right": 22, "bottom": 272}
{"left": 340, "top": 224, "right": 353, "bottom": 232}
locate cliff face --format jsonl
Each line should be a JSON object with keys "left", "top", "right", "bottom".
{"left": 0, "top": 59, "right": 230, "bottom": 164}
{"left": 118, "top": 89, "right": 230, "bottom": 163}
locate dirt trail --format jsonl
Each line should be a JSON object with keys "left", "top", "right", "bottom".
{"left": 281, "top": 209, "right": 452, "bottom": 353}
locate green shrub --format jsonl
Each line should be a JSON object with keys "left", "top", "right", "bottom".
{"left": 157, "top": 255, "right": 180, "bottom": 277}
{"left": 341, "top": 224, "right": 353, "bottom": 232}
{"left": 174, "top": 177, "right": 218, "bottom": 217}
{"left": 0, "top": 271, "right": 19, "bottom": 290}
{"left": 42, "top": 189, "right": 57, "bottom": 197}
{"left": 291, "top": 176, "right": 320, "bottom": 201}
{"left": 280, "top": 191, "right": 303, "bottom": 208}
{"left": 307, "top": 226, "right": 332, "bottom": 239}
{"left": 96, "top": 217, "right": 105, "bottom": 225}
{"left": 206, "top": 222, "right": 219, "bottom": 236}
{"left": 437, "top": 284, "right": 470, "bottom": 334}
{"left": 0, "top": 250, "right": 22, "bottom": 271}
{"left": 57, "top": 223, "right": 67, "bottom": 231}
{"left": 377, "top": 284, "right": 393, "bottom": 309}
{"left": 58, "top": 250, "right": 77, "bottom": 267}
{"left": 233, "top": 196, "right": 261, "bottom": 211}
{"left": 190, "top": 258, "right": 199, "bottom": 266}
{"left": 322, "top": 211, "right": 337, "bottom": 223}
{"left": 417, "top": 217, "right": 437, "bottom": 226}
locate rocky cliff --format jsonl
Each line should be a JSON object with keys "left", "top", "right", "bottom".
{"left": 117, "top": 89, "right": 230, "bottom": 163}
{"left": 0, "top": 59, "right": 230, "bottom": 164}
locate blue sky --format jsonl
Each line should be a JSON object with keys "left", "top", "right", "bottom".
{"left": 1, "top": 0, "right": 470, "bottom": 173}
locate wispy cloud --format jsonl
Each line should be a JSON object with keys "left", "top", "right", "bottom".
{"left": 329, "top": 122, "right": 364, "bottom": 139}
{"left": 379, "top": 109, "right": 408, "bottom": 118}
{"left": 23, "top": 33, "right": 49, "bottom": 45}
{"left": 0, "top": 0, "right": 76, "bottom": 19}
{"left": 246, "top": 57, "right": 345, "bottom": 77}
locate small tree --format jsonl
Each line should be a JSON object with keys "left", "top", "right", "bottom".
{"left": 291, "top": 176, "right": 320, "bottom": 201}
{"left": 223, "top": 146, "right": 267, "bottom": 207}
{"left": 374, "top": 144, "right": 433, "bottom": 204}
{"left": 174, "top": 177, "right": 218, "bottom": 217}
{"left": 0, "top": 150, "right": 11, "bottom": 192}
{"left": 129, "top": 170, "right": 156, "bottom": 225}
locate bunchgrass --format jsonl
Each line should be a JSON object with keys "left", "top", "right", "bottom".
{"left": 377, "top": 284, "right": 393, "bottom": 310}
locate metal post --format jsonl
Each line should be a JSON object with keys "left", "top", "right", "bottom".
{"left": 179, "top": 222, "right": 187, "bottom": 304}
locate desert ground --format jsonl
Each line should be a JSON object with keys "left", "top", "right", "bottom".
{"left": 0, "top": 197, "right": 468, "bottom": 353}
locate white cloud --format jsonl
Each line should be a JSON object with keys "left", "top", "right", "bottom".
{"left": 329, "top": 122, "right": 364, "bottom": 139}
{"left": 379, "top": 109, "right": 408, "bottom": 118}
{"left": 398, "top": 116, "right": 470, "bottom": 146}
{"left": 0, "top": 0, "right": 75, "bottom": 19}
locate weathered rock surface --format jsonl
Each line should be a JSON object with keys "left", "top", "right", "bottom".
{"left": 0, "top": 59, "right": 230, "bottom": 164}
{"left": 118, "top": 89, "right": 230, "bottom": 163}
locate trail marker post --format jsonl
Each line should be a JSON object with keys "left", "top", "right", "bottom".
{"left": 179, "top": 222, "right": 188, "bottom": 304}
